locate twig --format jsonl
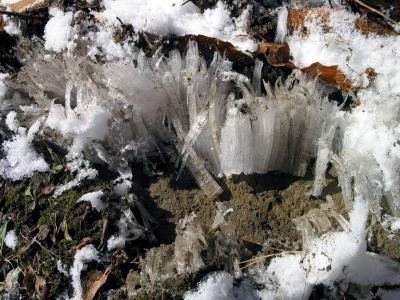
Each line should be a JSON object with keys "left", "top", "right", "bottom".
{"left": 352, "top": 0, "right": 399, "bottom": 26}
{"left": 0, "top": 9, "right": 47, "bottom": 20}
{"left": 238, "top": 250, "right": 302, "bottom": 269}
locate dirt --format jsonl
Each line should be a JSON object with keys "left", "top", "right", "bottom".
{"left": 148, "top": 170, "right": 347, "bottom": 252}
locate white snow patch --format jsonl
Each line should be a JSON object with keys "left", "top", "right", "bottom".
{"left": 77, "top": 190, "right": 104, "bottom": 211}
{"left": 0, "top": 0, "right": 19, "bottom": 4}
{"left": 46, "top": 103, "right": 111, "bottom": 155}
{"left": 184, "top": 272, "right": 258, "bottom": 300}
{"left": 3, "top": 17, "right": 21, "bottom": 36}
{"left": 53, "top": 156, "right": 98, "bottom": 197}
{"left": 287, "top": 8, "right": 400, "bottom": 102}
{"left": 44, "top": 7, "right": 73, "bottom": 52}
{"left": 0, "top": 116, "right": 49, "bottom": 181}
{"left": 107, "top": 235, "right": 126, "bottom": 251}
{"left": 4, "top": 230, "right": 18, "bottom": 250}
{"left": 98, "top": 0, "right": 256, "bottom": 52}
{"left": 70, "top": 245, "right": 99, "bottom": 300}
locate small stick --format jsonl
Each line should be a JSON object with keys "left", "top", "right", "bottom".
{"left": 352, "top": 0, "right": 399, "bottom": 26}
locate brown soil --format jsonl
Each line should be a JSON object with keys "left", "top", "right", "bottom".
{"left": 148, "top": 171, "right": 345, "bottom": 253}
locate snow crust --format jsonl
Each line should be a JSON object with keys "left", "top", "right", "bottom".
{"left": 4, "top": 230, "right": 18, "bottom": 250}
{"left": 98, "top": 0, "right": 256, "bottom": 52}
{"left": 44, "top": 8, "right": 73, "bottom": 52}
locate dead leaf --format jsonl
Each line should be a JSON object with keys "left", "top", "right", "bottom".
{"left": 22, "top": 267, "right": 35, "bottom": 296}
{"left": 355, "top": 18, "right": 398, "bottom": 36}
{"left": 10, "top": 0, "right": 47, "bottom": 13}
{"left": 34, "top": 275, "right": 47, "bottom": 299}
{"left": 73, "top": 237, "right": 93, "bottom": 253}
{"left": 36, "top": 225, "right": 50, "bottom": 241}
{"left": 60, "top": 219, "right": 72, "bottom": 241}
{"left": 82, "top": 269, "right": 110, "bottom": 300}
{"left": 301, "top": 63, "right": 354, "bottom": 91}
{"left": 257, "top": 42, "right": 295, "bottom": 68}
{"left": 365, "top": 67, "right": 378, "bottom": 79}
{"left": 41, "top": 185, "right": 55, "bottom": 195}
{"left": 0, "top": 17, "right": 4, "bottom": 32}
{"left": 170, "top": 35, "right": 254, "bottom": 73}
{"left": 287, "top": 8, "right": 332, "bottom": 33}
{"left": 257, "top": 43, "right": 354, "bottom": 91}
{"left": 111, "top": 249, "right": 128, "bottom": 267}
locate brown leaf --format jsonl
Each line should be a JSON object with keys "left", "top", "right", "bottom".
{"left": 301, "top": 63, "right": 354, "bottom": 91}
{"left": 10, "top": 0, "right": 47, "bottom": 13}
{"left": 257, "top": 42, "right": 295, "bottom": 68}
{"left": 82, "top": 269, "right": 110, "bottom": 300}
{"left": 0, "top": 17, "right": 4, "bottom": 32}
{"left": 169, "top": 35, "right": 254, "bottom": 74}
{"left": 355, "top": 18, "right": 398, "bottom": 36}
{"left": 287, "top": 8, "right": 332, "bottom": 33}
{"left": 72, "top": 237, "right": 93, "bottom": 253}
{"left": 36, "top": 225, "right": 50, "bottom": 241}
{"left": 41, "top": 185, "right": 55, "bottom": 195}
{"left": 34, "top": 275, "right": 47, "bottom": 299}
{"left": 22, "top": 267, "right": 35, "bottom": 297}
{"left": 365, "top": 67, "right": 378, "bottom": 79}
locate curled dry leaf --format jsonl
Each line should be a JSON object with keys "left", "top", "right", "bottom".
{"left": 36, "top": 224, "right": 50, "bottom": 241}
{"left": 10, "top": 0, "right": 47, "bottom": 13}
{"left": 302, "top": 63, "right": 354, "bottom": 92}
{"left": 22, "top": 267, "right": 35, "bottom": 296}
{"left": 72, "top": 237, "right": 93, "bottom": 253}
{"left": 82, "top": 269, "right": 110, "bottom": 300}
{"left": 287, "top": 8, "right": 332, "bottom": 33}
{"left": 355, "top": 19, "right": 398, "bottom": 36}
{"left": 257, "top": 42, "right": 295, "bottom": 68}
{"left": 365, "top": 67, "right": 378, "bottom": 79}
{"left": 34, "top": 275, "right": 47, "bottom": 299}
{"left": 258, "top": 42, "right": 354, "bottom": 91}
{"left": 41, "top": 185, "right": 55, "bottom": 195}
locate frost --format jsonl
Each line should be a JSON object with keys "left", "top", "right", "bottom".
{"left": 4, "top": 230, "right": 18, "bottom": 250}
{"left": 98, "top": 0, "right": 256, "bottom": 52}
{"left": 70, "top": 245, "right": 99, "bottom": 300}
{"left": 0, "top": 115, "right": 49, "bottom": 180}
{"left": 44, "top": 8, "right": 73, "bottom": 52}
{"left": 3, "top": 17, "right": 21, "bottom": 36}
{"left": 53, "top": 157, "right": 98, "bottom": 197}
{"left": 107, "top": 235, "right": 126, "bottom": 251}
{"left": 175, "top": 213, "right": 207, "bottom": 274}
{"left": 77, "top": 190, "right": 104, "bottom": 211}
{"left": 184, "top": 272, "right": 258, "bottom": 300}
{"left": 0, "top": 73, "right": 8, "bottom": 100}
